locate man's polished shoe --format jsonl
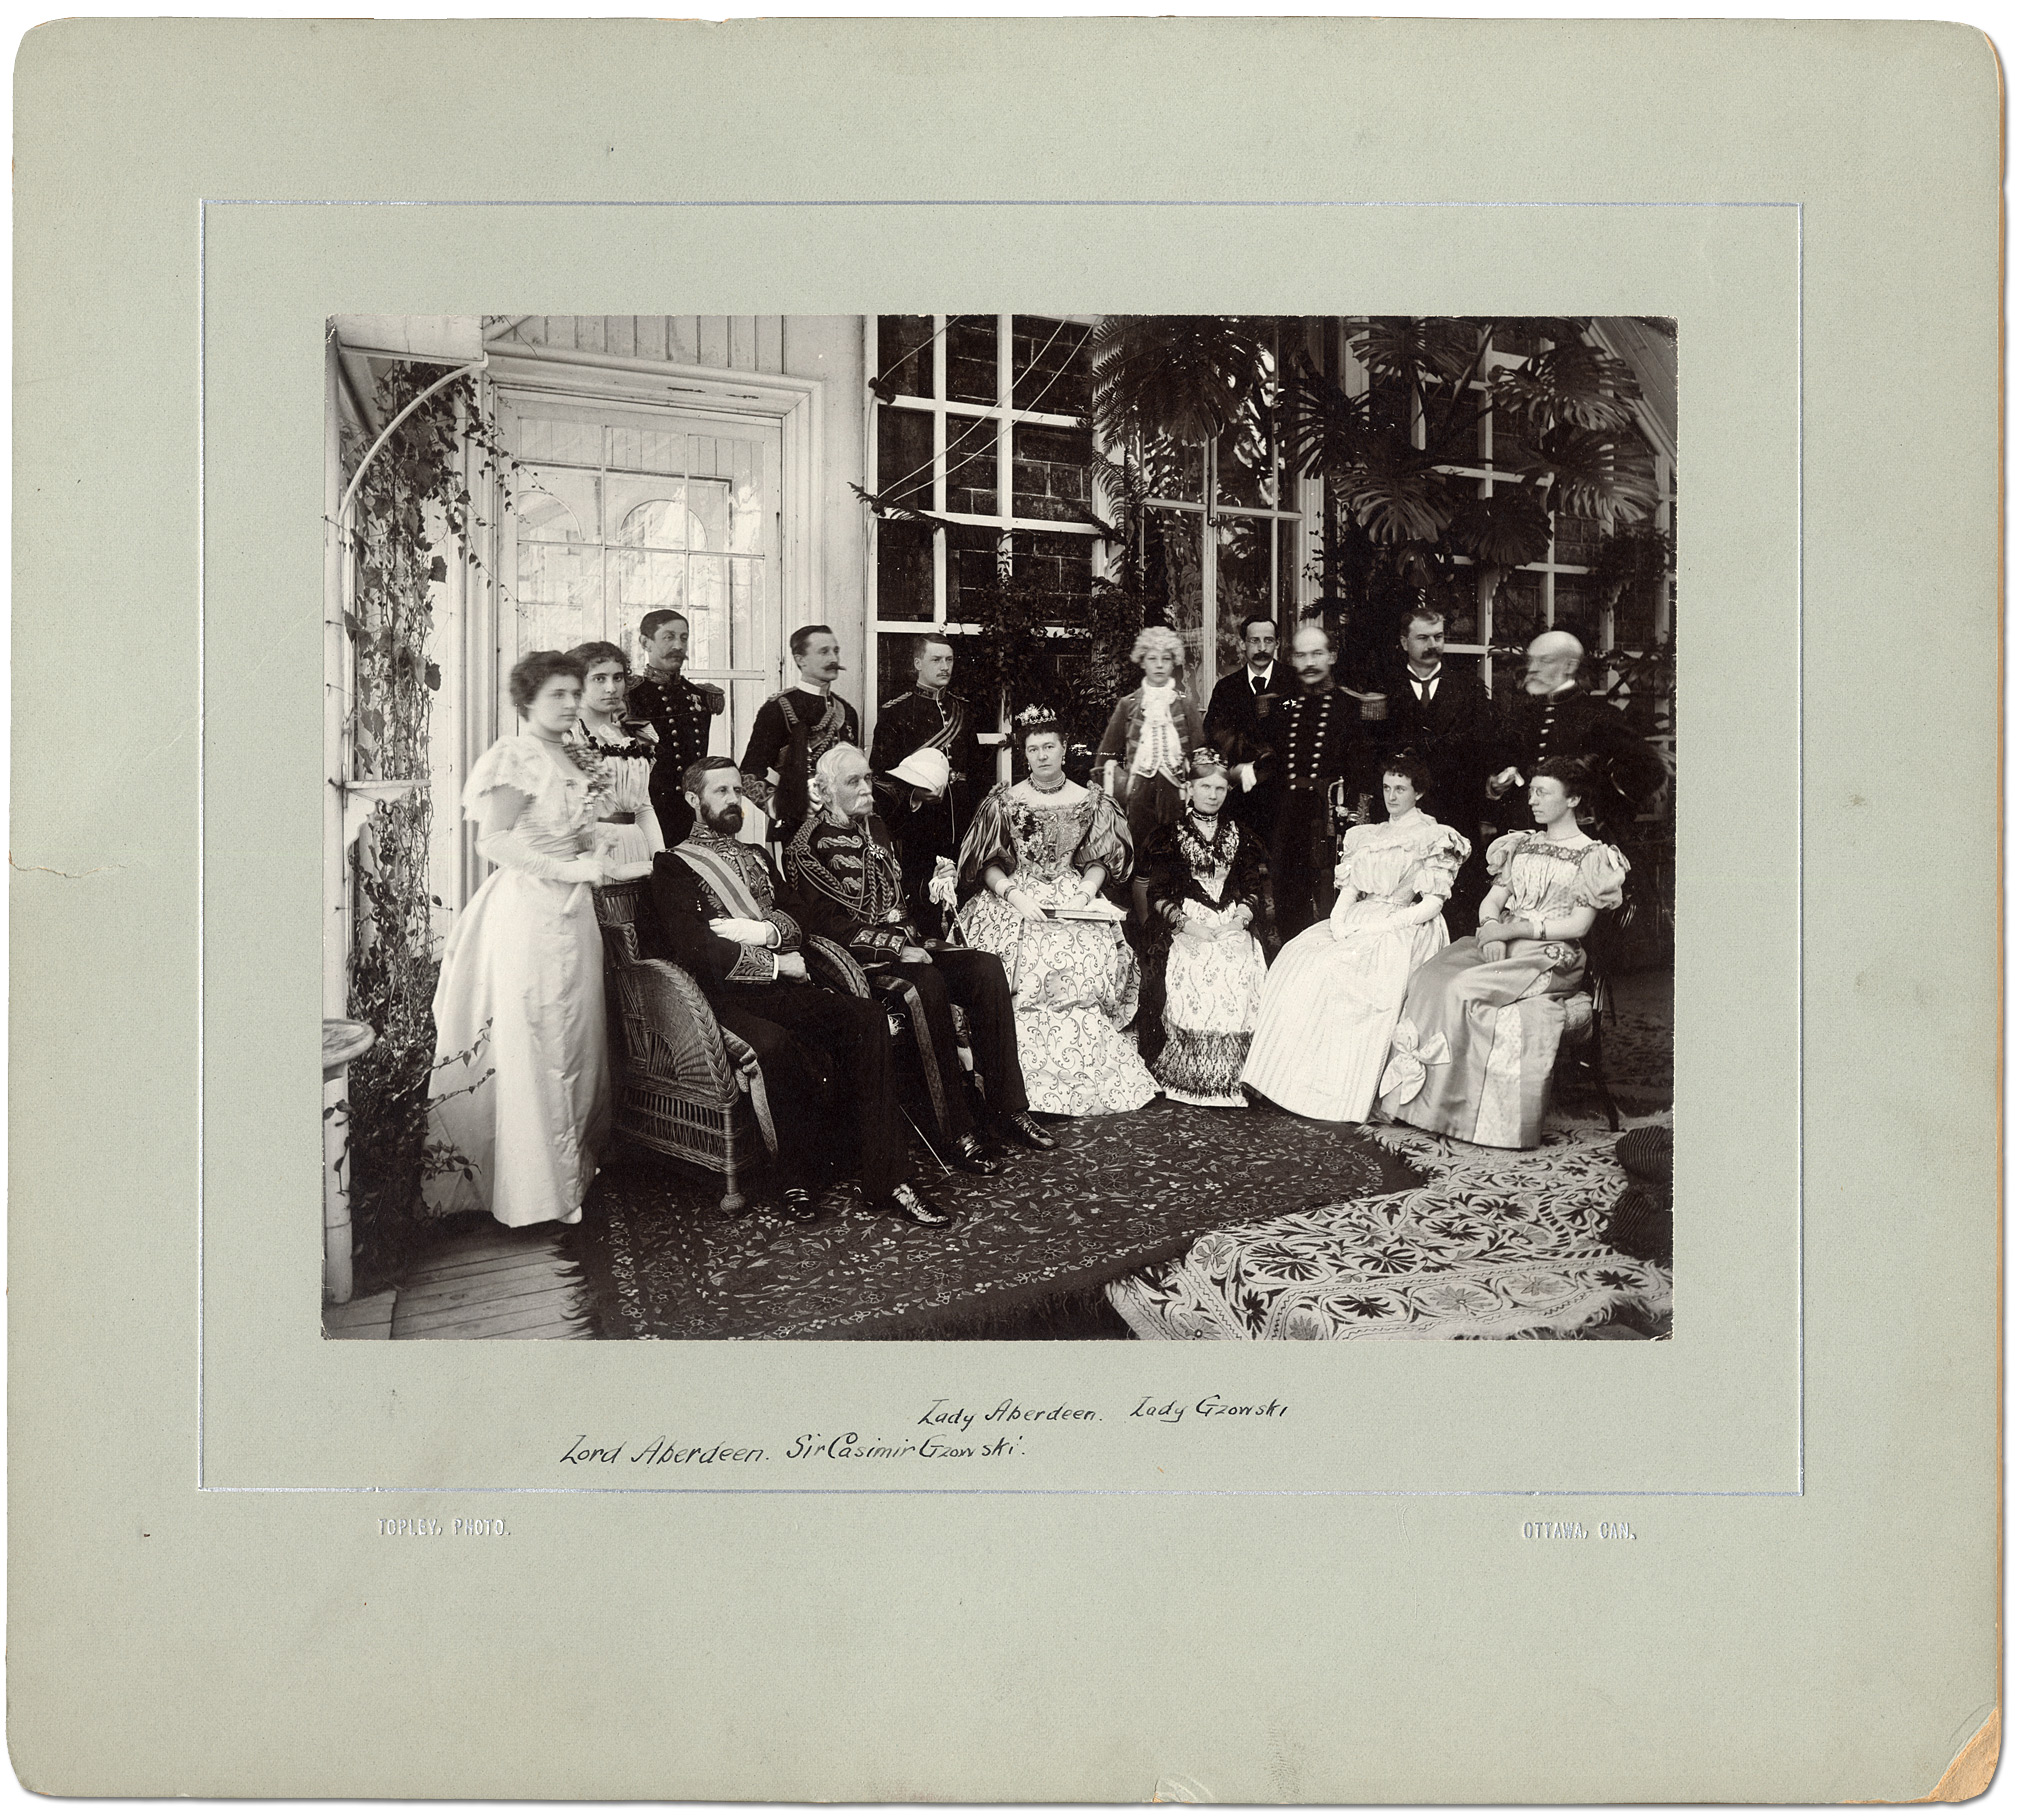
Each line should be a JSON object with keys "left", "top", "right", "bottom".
{"left": 778, "top": 1186, "right": 821, "bottom": 1224}
{"left": 950, "top": 1133, "right": 1002, "bottom": 1176}
{"left": 882, "top": 1181, "right": 956, "bottom": 1228}
{"left": 1003, "top": 1112, "right": 1057, "bottom": 1152}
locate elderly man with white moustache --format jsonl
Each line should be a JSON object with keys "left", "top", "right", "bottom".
{"left": 1486, "top": 629, "right": 1668, "bottom": 841}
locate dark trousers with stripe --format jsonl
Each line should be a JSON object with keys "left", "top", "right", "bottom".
{"left": 873, "top": 950, "right": 1028, "bottom": 1144}
{"left": 710, "top": 981, "right": 905, "bottom": 1203}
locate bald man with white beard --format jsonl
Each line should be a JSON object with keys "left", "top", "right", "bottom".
{"left": 1486, "top": 630, "right": 1668, "bottom": 840}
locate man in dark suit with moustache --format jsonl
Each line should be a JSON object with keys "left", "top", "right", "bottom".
{"left": 1205, "top": 613, "right": 1288, "bottom": 841}
{"left": 868, "top": 631, "right": 986, "bottom": 931}
{"left": 1250, "top": 620, "right": 1377, "bottom": 939}
{"left": 1377, "top": 604, "right": 1497, "bottom": 930}
{"left": 627, "top": 607, "right": 723, "bottom": 847}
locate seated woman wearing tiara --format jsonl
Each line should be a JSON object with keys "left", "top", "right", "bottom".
{"left": 954, "top": 709, "right": 1159, "bottom": 1116}
{"left": 1241, "top": 752, "right": 1470, "bottom": 1124}
{"left": 1137, "top": 746, "right": 1271, "bottom": 1106}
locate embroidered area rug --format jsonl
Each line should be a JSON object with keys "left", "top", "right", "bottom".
{"left": 1106, "top": 1113, "right": 1674, "bottom": 1341}
{"left": 561, "top": 1100, "right": 1415, "bottom": 1340}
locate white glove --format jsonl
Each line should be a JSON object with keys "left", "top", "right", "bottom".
{"left": 1235, "top": 763, "right": 1258, "bottom": 792}
{"left": 709, "top": 916, "right": 776, "bottom": 946}
{"left": 479, "top": 828, "right": 603, "bottom": 885}
{"left": 927, "top": 857, "right": 959, "bottom": 912}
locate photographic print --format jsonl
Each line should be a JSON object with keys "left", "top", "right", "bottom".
{"left": 18, "top": 15, "right": 1996, "bottom": 1803}
{"left": 323, "top": 312, "right": 1678, "bottom": 1344}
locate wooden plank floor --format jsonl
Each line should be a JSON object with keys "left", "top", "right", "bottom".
{"left": 391, "top": 1223, "right": 594, "bottom": 1340}
{"left": 323, "top": 1288, "right": 398, "bottom": 1341}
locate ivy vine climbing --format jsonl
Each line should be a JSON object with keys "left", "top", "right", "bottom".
{"left": 336, "top": 362, "right": 511, "bottom": 1290}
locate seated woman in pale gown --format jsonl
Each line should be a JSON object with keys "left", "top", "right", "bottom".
{"left": 1241, "top": 754, "right": 1470, "bottom": 1123}
{"left": 424, "top": 650, "right": 614, "bottom": 1228}
{"left": 954, "top": 711, "right": 1159, "bottom": 1116}
{"left": 565, "top": 639, "right": 661, "bottom": 880}
{"left": 1139, "top": 747, "right": 1271, "bottom": 1106}
{"left": 1380, "top": 756, "right": 1628, "bottom": 1150}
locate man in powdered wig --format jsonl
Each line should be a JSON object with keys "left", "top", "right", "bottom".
{"left": 785, "top": 743, "right": 1053, "bottom": 1167}
{"left": 645, "top": 755, "right": 954, "bottom": 1228}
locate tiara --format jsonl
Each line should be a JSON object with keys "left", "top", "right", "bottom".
{"left": 1188, "top": 744, "right": 1229, "bottom": 771}
{"left": 1012, "top": 703, "right": 1060, "bottom": 728}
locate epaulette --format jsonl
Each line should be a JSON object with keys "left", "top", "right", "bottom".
{"left": 879, "top": 692, "right": 916, "bottom": 712}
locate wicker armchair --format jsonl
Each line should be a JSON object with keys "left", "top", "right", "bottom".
{"left": 1553, "top": 911, "right": 1622, "bottom": 1131}
{"left": 592, "top": 881, "right": 870, "bottom": 1213}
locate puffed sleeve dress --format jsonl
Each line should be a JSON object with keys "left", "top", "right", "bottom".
{"left": 423, "top": 735, "right": 612, "bottom": 1226}
{"left": 1240, "top": 815, "right": 1469, "bottom": 1122}
{"left": 1378, "top": 833, "right": 1627, "bottom": 1149}
{"left": 953, "top": 785, "right": 1158, "bottom": 1115}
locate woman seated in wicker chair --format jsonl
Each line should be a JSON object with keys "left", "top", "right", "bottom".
{"left": 1379, "top": 756, "right": 1628, "bottom": 1149}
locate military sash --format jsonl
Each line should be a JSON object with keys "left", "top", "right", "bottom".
{"left": 673, "top": 836, "right": 773, "bottom": 923}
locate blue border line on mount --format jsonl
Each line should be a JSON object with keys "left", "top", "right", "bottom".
{"left": 205, "top": 192, "right": 1809, "bottom": 1503}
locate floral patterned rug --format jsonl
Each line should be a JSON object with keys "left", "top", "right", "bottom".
{"left": 1106, "top": 1112, "right": 1674, "bottom": 1342}
{"left": 563, "top": 1099, "right": 1418, "bottom": 1340}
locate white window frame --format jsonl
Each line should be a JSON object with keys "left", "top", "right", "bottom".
{"left": 1140, "top": 420, "right": 1309, "bottom": 706}
{"left": 1337, "top": 323, "right": 1677, "bottom": 696}
{"left": 864, "top": 315, "right": 1109, "bottom": 737}
{"left": 467, "top": 347, "right": 824, "bottom": 898}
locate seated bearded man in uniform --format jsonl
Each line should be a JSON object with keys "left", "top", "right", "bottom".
{"left": 645, "top": 756, "right": 954, "bottom": 1229}
{"left": 785, "top": 743, "right": 1055, "bottom": 1170}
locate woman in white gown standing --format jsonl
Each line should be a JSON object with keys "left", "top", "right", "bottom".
{"left": 425, "top": 650, "right": 614, "bottom": 1228}
{"left": 1240, "top": 755, "right": 1470, "bottom": 1123}
{"left": 565, "top": 639, "right": 662, "bottom": 880}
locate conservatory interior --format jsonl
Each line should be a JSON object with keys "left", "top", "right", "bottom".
{"left": 322, "top": 312, "right": 1677, "bottom": 1343}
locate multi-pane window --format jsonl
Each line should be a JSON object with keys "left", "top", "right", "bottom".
{"left": 868, "top": 314, "right": 1103, "bottom": 709}
{"left": 1404, "top": 325, "right": 1671, "bottom": 703}
{"left": 1140, "top": 331, "right": 1311, "bottom": 706}
{"left": 503, "top": 396, "right": 780, "bottom": 753}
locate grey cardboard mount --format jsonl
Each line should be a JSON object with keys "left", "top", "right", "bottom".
{"left": 9, "top": 18, "right": 1999, "bottom": 1803}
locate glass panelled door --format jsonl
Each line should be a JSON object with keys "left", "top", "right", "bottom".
{"left": 500, "top": 392, "right": 781, "bottom": 759}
